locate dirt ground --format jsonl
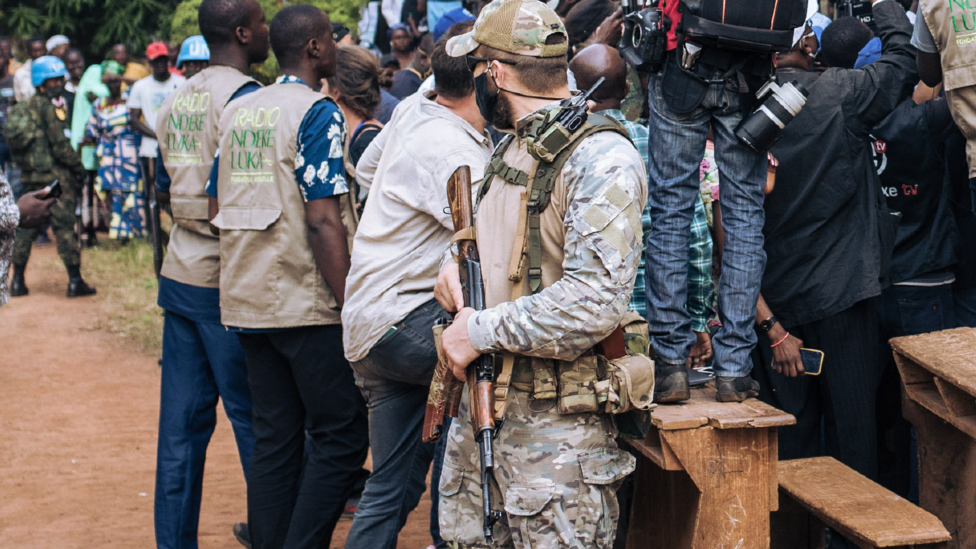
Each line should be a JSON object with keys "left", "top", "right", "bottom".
{"left": 0, "top": 246, "right": 432, "bottom": 549}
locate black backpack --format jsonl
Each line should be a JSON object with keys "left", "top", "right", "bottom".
{"left": 678, "top": 0, "right": 808, "bottom": 53}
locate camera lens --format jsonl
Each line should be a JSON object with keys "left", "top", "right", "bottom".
{"left": 735, "top": 81, "right": 809, "bottom": 153}
{"left": 632, "top": 24, "right": 644, "bottom": 48}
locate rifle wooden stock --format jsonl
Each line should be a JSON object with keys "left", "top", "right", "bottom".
{"left": 422, "top": 166, "right": 476, "bottom": 443}
{"left": 423, "top": 321, "right": 464, "bottom": 442}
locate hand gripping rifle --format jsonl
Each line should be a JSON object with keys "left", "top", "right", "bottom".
{"left": 429, "top": 165, "right": 504, "bottom": 542}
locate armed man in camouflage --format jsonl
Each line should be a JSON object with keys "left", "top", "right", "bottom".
{"left": 7, "top": 56, "right": 95, "bottom": 298}
{"left": 433, "top": 0, "right": 646, "bottom": 546}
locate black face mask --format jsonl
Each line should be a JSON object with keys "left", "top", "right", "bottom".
{"left": 42, "top": 84, "right": 64, "bottom": 99}
{"left": 474, "top": 70, "right": 497, "bottom": 124}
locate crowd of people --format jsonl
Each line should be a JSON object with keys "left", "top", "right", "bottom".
{"left": 1, "top": 0, "right": 974, "bottom": 547}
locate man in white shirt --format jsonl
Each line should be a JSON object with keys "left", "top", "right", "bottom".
{"left": 341, "top": 25, "right": 492, "bottom": 548}
{"left": 13, "top": 37, "right": 48, "bottom": 103}
{"left": 128, "top": 41, "right": 184, "bottom": 236}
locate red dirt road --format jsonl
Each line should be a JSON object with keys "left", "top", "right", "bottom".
{"left": 0, "top": 247, "right": 432, "bottom": 548}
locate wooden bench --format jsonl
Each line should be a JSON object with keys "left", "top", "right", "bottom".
{"left": 891, "top": 328, "right": 976, "bottom": 548}
{"left": 772, "top": 457, "right": 950, "bottom": 549}
{"left": 625, "top": 385, "right": 795, "bottom": 549}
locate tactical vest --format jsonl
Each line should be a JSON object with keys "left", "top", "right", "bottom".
{"left": 212, "top": 83, "right": 357, "bottom": 329}
{"left": 156, "top": 66, "right": 258, "bottom": 288}
{"left": 919, "top": 0, "right": 976, "bottom": 92}
{"left": 474, "top": 112, "right": 653, "bottom": 432}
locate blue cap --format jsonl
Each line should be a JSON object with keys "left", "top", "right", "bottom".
{"left": 177, "top": 36, "right": 210, "bottom": 69}
{"left": 807, "top": 13, "right": 831, "bottom": 54}
{"left": 854, "top": 36, "right": 882, "bottom": 69}
{"left": 31, "top": 56, "right": 68, "bottom": 87}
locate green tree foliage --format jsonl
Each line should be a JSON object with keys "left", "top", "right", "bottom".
{"left": 0, "top": 0, "right": 180, "bottom": 62}
{"left": 170, "top": 0, "right": 366, "bottom": 84}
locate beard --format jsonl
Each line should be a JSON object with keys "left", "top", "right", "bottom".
{"left": 492, "top": 91, "right": 516, "bottom": 132}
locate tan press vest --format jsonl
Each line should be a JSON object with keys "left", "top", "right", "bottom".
{"left": 920, "top": 0, "right": 976, "bottom": 92}
{"left": 156, "top": 66, "right": 258, "bottom": 287}
{"left": 212, "top": 83, "right": 357, "bottom": 329}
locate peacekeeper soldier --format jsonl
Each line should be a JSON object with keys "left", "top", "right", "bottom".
{"left": 915, "top": 0, "right": 976, "bottom": 208}
{"left": 207, "top": 5, "right": 368, "bottom": 547}
{"left": 433, "top": 0, "right": 647, "bottom": 546}
{"left": 152, "top": 0, "right": 268, "bottom": 546}
{"left": 7, "top": 55, "right": 95, "bottom": 298}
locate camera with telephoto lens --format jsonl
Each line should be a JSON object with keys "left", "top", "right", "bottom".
{"left": 734, "top": 79, "right": 809, "bottom": 153}
{"left": 619, "top": 0, "right": 669, "bottom": 74}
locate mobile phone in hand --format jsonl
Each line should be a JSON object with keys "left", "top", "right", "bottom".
{"left": 770, "top": 348, "right": 824, "bottom": 376}
{"left": 43, "top": 179, "right": 62, "bottom": 199}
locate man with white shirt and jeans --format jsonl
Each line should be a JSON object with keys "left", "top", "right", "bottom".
{"left": 341, "top": 25, "right": 491, "bottom": 549}
{"left": 128, "top": 42, "right": 184, "bottom": 238}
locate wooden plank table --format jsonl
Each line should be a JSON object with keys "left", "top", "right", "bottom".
{"left": 890, "top": 327, "right": 976, "bottom": 548}
{"left": 625, "top": 384, "right": 795, "bottom": 549}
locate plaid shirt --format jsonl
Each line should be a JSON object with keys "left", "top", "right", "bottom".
{"left": 605, "top": 109, "right": 715, "bottom": 332}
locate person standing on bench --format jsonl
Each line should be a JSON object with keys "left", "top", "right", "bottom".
{"left": 751, "top": 0, "right": 917, "bottom": 484}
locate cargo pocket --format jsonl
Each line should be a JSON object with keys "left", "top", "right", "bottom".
{"left": 437, "top": 460, "right": 465, "bottom": 543}
{"left": 574, "top": 448, "right": 636, "bottom": 548}
{"left": 504, "top": 479, "right": 557, "bottom": 548}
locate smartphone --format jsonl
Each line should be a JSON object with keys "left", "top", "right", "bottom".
{"left": 771, "top": 348, "right": 824, "bottom": 376}
{"left": 44, "top": 179, "right": 62, "bottom": 199}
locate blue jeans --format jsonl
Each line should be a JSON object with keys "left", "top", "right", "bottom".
{"left": 155, "top": 311, "right": 255, "bottom": 549}
{"left": 876, "top": 282, "right": 955, "bottom": 502}
{"left": 645, "top": 54, "right": 767, "bottom": 376}
{"left": 954, "top": 285, "right": 976, "bottom": 327}
{"left": 344, "top": 299, "right": 451, "bottom": 549}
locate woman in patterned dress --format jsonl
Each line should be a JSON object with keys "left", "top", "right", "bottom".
{"left": 84, "top": 61, "right": 144, "bottom": 241}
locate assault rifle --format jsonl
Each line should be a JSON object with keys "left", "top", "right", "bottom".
{"left": 149, "top": 181, "right": 162, "bottom": 278}
{"left": 423, "top": 165, "right": 503, "bottom": 543}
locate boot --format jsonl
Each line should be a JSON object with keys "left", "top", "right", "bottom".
{"left": 65, "top": 265, "right": 96, "bottom": 298}
{"left": 10, "top": 264, "right": 28, "bottom": 297}
{"left": 654, "top": 361, "right": 691, "bottom": 403}
{"left": 715, "top": 375, "right": 760, "bottom": 403}
{"left": 66, "top": 278, "right": 97, "bottom": 298}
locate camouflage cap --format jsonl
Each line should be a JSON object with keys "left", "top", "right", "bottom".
{"left": 446, "top": 0, "right": 568, "bottom": 59}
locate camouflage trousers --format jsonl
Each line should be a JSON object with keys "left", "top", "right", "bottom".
{"left": 438, "top": 387, "right": 635, "bottom": 549}
{"left": 13, "top": 181, "right": 80, "bottom": 268}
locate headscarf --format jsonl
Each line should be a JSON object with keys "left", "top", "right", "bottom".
{"left": 101, "top": 60, "right": 124, "bottom": 76}
{"left": 46, "top": 35, "right": 69, "bottom": 53}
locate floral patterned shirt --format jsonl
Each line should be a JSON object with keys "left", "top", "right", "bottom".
{"left": 0, "top": 172, "right": 19, "bottom": 307}
{"left": 699, "top": 141, "right": 720, "bottom": 228}
{"left": 206, "top": 75, "right": 348, "bottom": 202}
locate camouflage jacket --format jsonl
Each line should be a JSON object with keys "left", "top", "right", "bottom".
{"left": 5, "top": 94, "right": 84, "bottom": 185}
{"left": 467, "top": 107, "right": 647, "bottom": 361}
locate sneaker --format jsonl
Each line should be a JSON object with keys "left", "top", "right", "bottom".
{"left": 232, "top": 522, "right": 251, "bottom": 549}
{"left": 654, "top": 361, "right": 690, "bottom": 403}
{"left": 715, "top": 375, "right": 760, "bottom": 403}
{"left": 66, "top": 278, "right": 97, "bottom": 298}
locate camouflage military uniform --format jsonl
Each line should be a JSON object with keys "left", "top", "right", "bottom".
{"left": 6, "top": 94, "right": 85, "bottom": 268}
{"left": 441, "top": 2, "right": 649, "bottom": 539}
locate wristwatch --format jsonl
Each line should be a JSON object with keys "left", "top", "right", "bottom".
{"left": 760, "top": 316, "right": 779, "bottom": 332}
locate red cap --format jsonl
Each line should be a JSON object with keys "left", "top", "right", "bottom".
{"left": 146, "top": 42, "right": 169, "bottom": 60}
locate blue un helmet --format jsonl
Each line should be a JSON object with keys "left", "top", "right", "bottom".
{"left": 177, "top": 36, "right": 210, "bottom": 69}
{"left": 31, "top": 55, "right": 68, "bottom": 87}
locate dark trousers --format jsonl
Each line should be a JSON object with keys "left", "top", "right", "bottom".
{"left": 155, "top": 311, "right": 255, "bottom": 549}
{"left": 345, "top": 299, "right": 451, "bottom": 549}
{"left": 875, "top": 282, "right": 955, "bottom": 500}
{"left": 238, "top": 325, "right": 369, "bottom": 549}
{"left": 752, "top": 298, "right": 880, "bottom": 479}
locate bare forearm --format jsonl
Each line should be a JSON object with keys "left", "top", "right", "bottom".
{"left": 307, "top": 222, "right": 350, "bottom": 307}
{"left": 130, "top": 119, "right": 156, "bottom": 140}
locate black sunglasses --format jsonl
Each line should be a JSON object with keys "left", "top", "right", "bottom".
{"left": 464, "top": 54, "right": 517, "bottom": 73}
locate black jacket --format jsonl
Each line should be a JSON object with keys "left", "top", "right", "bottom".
{"left": 762, "top": 0, "right": 918, "bottom": 327}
